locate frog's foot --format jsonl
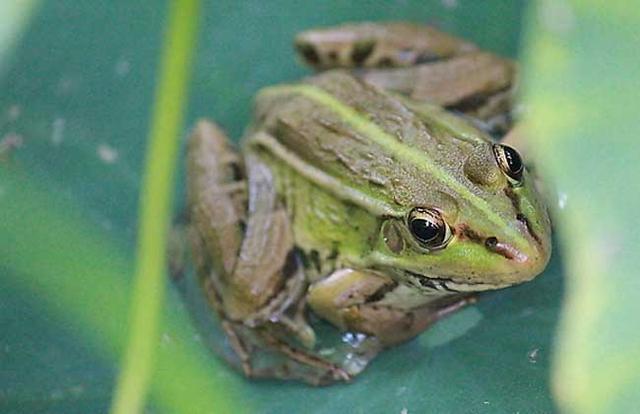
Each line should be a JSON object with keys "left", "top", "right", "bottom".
{"left": 218, "top": 317, "right": 358, "bottom": 386}
{"left": 203, "top": 271, "right": 378, "bottom": 385}
{"left": 294, "top": 22, "right": 516, "bottom": 136}
{"left": 308, "top": 268, "right": 475, "bottom": 347}
{"left": 196, "top": 238, "right": 350, "bottom": 385}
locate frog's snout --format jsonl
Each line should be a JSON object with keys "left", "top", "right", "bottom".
{"left": 488, "top": 236, "right": 550, "bottom": 283}
{"left": 524, "top": 241, "right": 551, "bottom": 281}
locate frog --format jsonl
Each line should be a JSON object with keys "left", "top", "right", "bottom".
{"left": 185, "top": 22, "right": 551, "bottom": 385}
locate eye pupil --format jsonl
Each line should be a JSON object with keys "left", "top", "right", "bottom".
{"left": 493, "top": 144, "right": 524, "bottom": 183}
{"left": 410, "top": 219, "right": 439, "bottom": 243}
{"left": 407, "top": 207, "right": 451, "bottom": 249}
{"left": 503, "top": 146, "right": 523, "bottom": 174}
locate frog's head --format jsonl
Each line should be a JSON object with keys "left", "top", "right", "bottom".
{"left": 369, "top": 142, "right": 551, "bottom": 293}
{"left": 255, "top": 72, "right": 550, "bottom": 293}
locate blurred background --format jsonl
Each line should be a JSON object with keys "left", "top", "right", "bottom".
{"left": 1, "top": 1, "right": 638, "bottom": 413}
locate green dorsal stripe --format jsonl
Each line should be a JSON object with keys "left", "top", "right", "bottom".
{"left": 260, "top": 84, "right": 527, "bottom": 249}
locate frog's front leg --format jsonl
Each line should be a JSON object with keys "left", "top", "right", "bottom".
{"left": 308, "top": 268, "right": 475, "bottom": 347}
{"left": 188, "top": 121, "right": 350, "bottom": 384}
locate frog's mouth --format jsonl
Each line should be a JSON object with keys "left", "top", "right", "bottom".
{"left": 403, "top": 270, "right": 512, "bottom": 293}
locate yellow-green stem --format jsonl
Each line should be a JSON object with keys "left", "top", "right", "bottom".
{"left": 110, "top": 0, "right": 201, "bottom": 413}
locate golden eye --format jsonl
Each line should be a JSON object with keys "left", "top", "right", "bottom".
{"left": 493, "top": 144, "right": 524, "bottom": 185}
{"left": 407, "top": 207, "right": 452, "bottom": 250}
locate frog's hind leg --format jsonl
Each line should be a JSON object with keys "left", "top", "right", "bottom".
{"left": 187, "top": 123, "right": 350, "bottom": 384}
{"left": 294, "top": 22, "right": 517, "bottom": 136}
{"left": 187, "top": 120, "right": 246, "bottom": 282}
{"left": 186, "top": 120, "right": 252, "bottom": 371}
{"left": 359, "top": 52, "right": 516, "bottom": 136}
{"left": 294, "top": 22, "right": 477, "bottom": 70}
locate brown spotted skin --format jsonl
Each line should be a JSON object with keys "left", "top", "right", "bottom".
{"left": 295, "top": 22, "right": 477, "bottom": 69}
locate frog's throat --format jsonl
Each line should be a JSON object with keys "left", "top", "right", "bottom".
{"left": 260, "top": 84, "right": 530, "bottom": 252}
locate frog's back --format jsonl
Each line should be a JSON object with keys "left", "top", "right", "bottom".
{"left": 250, "top": 71, "right": 489, "bottom": 213}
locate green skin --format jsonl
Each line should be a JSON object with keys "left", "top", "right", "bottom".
{"left": 186, "top": 22, "right": 551, "bottom": 385}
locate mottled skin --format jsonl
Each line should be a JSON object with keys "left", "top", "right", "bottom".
{"left": 186, "top": 22, "right": 551, "bottom": 385}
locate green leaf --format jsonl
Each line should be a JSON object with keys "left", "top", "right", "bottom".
{"left": 522, "top": 1, "right": 640, "bottom": 413}
{"left": 1, "top": 1, "right": 566, "bottom": 413}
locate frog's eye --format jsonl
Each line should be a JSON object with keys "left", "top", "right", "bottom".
{"left": 407, "top": 207, "right": 452, "bottom": 250}
{"left": 493, "top": 144, "right": 524, "bottom": 185}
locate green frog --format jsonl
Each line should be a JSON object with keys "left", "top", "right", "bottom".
{"left": 186, "top": 22, "right": 551, "bottom": 385}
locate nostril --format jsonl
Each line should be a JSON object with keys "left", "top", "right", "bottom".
{"left": 485, "top": 237, "right": 498, "bottom": 248}
{"left": 484, "top": 237, "right": 524, "bottom": 261}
